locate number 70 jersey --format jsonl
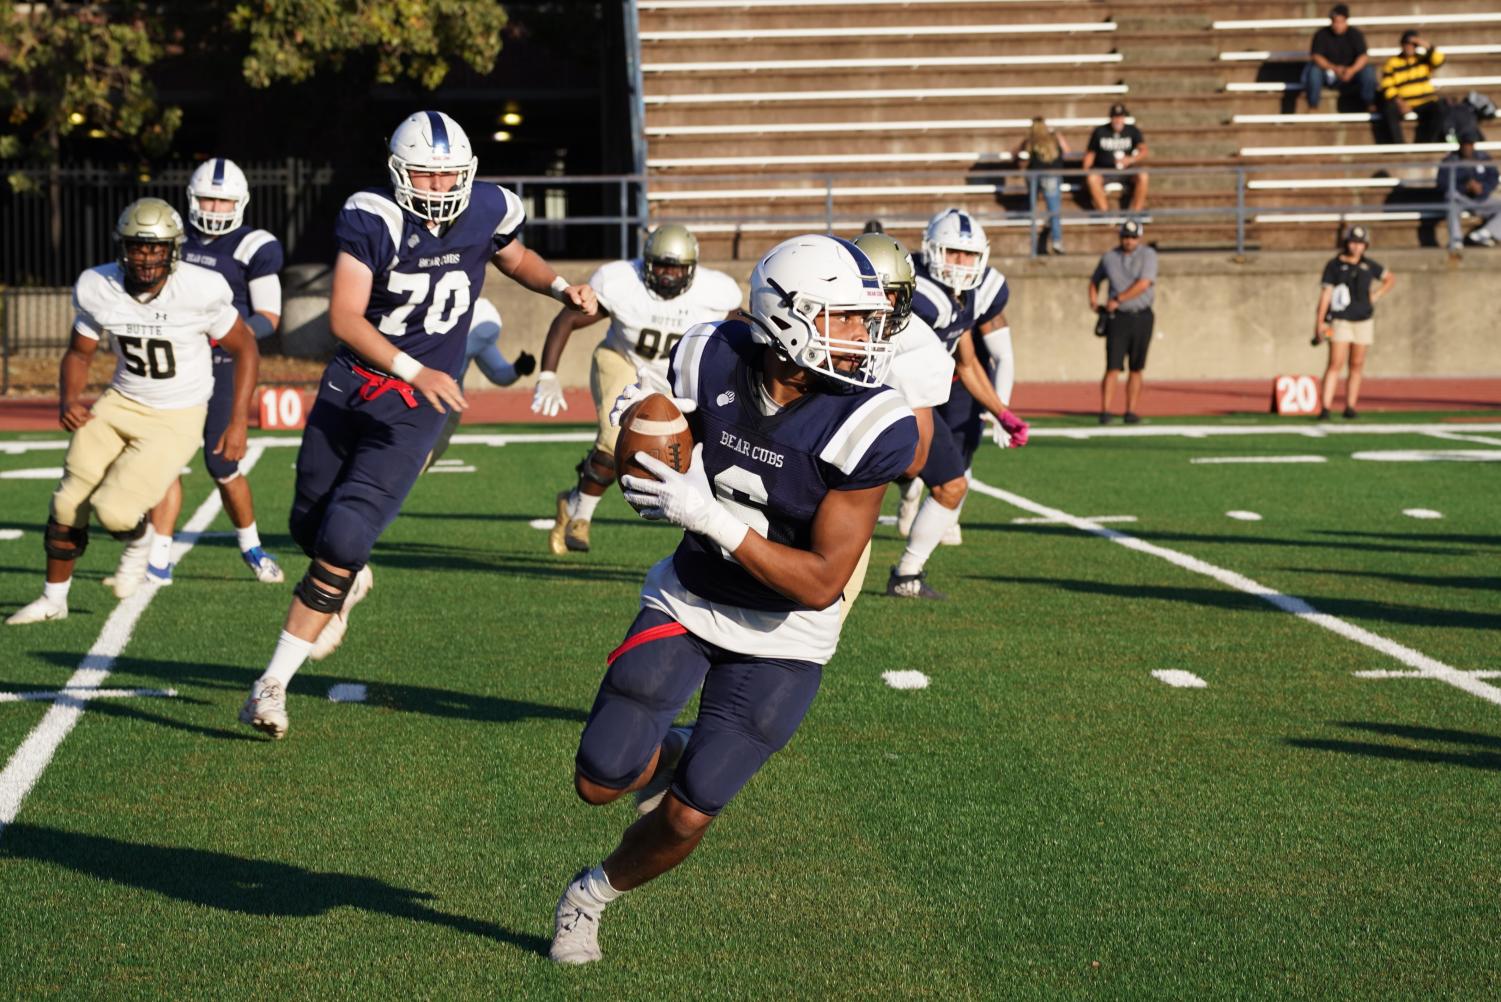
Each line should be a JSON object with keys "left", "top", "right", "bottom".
{"left": 591, "top": 259, "right": 742, "bottom": 378}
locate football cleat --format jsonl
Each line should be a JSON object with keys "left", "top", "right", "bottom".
{"left": 886, "top": 567, "right": 947, "bottom": 601}
{"left": 548, "top": 491, "right": 572, "bottom": 556}
{"left": 896, "top": 479, "right": 923, "bottom": 537}
{"left": 110, "top": 536, "right": 152, "bottom": 598}
{"left": 144, "top": 562, "right": 174, "bottom": 587}
{"left": 564, "top": 517, "right": 591, "bottom": 553}
{"left": 308, "top": 564, "right": 374, "bottom": 662}
{"left": 940, "top": 524, "right": 962, "bottom": 547}
{"left": 550, "top": 869, "right": 604, "bottom": 965}
{"left": 5, "top": 595, "right": 68, "bottom": 626}
{"left": 635, "top": 724, "right": 693, "bottom": 815}
{"left": 238, "top": 677, "right": 288, "bottom": 739}
{"left": 242, "top": 547, "right": 285, "bottom": 584}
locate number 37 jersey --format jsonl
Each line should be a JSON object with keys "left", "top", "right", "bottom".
{"left": 335, "top": 182, "right": 525, "bottom": 379}
{"left": 591, "top": 259, "right": 742, "bottom": 377}
{"left": 72, "top": 262, "right": 239, "bottom": 410}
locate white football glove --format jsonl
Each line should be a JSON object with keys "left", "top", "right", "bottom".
{"left": 530, "top": 371, "right": 567, "bottom": 417}
{"left": 607, "top": 379, "right": 698, "bottom": 428}
{"left": 620, "top": 445, "right": 748, "bottom": 552}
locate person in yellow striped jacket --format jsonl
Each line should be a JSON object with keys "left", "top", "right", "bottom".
{"left": 1379, "top": 31, "right": 1447, "bottom": 144}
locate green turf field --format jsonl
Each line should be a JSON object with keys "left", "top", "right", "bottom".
{"left": 0, "top": 417, "right": 1498, "bottom": 1000}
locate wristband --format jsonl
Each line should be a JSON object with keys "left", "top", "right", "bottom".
{"left": 247, "top": 313, "right": 276, "bottom": 340}
{"left": 550, "top": 275, "right": 571, "bottom": 302}
{"left": 390, "top": 351, "right": 423, "bottom": 383}
{"left": 702, "top": 504, "right": 750, "bottom": 554}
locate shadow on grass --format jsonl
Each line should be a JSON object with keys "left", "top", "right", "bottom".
{"left": 969, "top": 576, "right": 1500, "bottom": 632}
{"left": 1312, "top": 529, "right": 1501, "bottom": 551}
{"left": 20, "top": 653, "right": 588, "bottom": 727}
{"left": 368, "top": 540, "right": 647, "bottom": 584}
{"left": 961, "top": 522, "right": 1474, "bottom": 557}
{"left": 0, "top": 823, "right": 550, "bottom": 956}
{"left": 1286, "top": 721, "right": 1501, "bottom": 772}
{"left": 1281, "top": 568, "right": 1501, "bottom": 592}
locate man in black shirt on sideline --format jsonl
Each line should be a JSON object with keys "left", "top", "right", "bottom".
{"left": 1300, "top": 4, "right": 1378, "bottom": 111}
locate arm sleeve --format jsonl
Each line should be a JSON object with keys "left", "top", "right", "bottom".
{"left": 248, "top": 274, "right": 282, "bottom": 316}
{"left": 982, "top": 326, "right": 1015, "bottom": 406}
{"left": 472, "top": 345, "right": 517, "bottom": 386}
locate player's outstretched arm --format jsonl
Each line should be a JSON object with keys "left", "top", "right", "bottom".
{"left": 492, "top": 239, "right": 598, "bottom": 316}
{"left": 956, "top": 328, "right": 1028, "bottom": 448}
{"left": 57, "top": 332, "right": 99, "bottom": 432}
{"left": 532, "top": 305, "right": 609, "bottom": 416}
{"left": 214, "top": 318, "right": 259, "bottom": 462}
{"left": 329, "top": 252, "right": 466, "bottom": 414}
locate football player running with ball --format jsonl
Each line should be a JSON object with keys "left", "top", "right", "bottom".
{"left": 531, "top": 224, "right": 740, "bottom": 554}
{"left": 888, "top": 208, "right": 1030, "bottom": 601}
{"left": 109, "top": 157, "right": 286, "bottom": 596}
{"left": 7, "top": 198, "right": 258, "bottom": 625}
{"left": 548, "top": 235, "right": 918, "bottom": 965}
{"left": 238, "top": 111, "right": 596, "bottom": 739}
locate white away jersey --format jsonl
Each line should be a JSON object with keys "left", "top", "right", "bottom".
{"left": 72, "top": 262, "right": 239, "bottom": 409}
{"left": 592, "top": 259, "right": 741, "bottom": 376}
{"left": 884, "top": 314, "right": 955, "bottom": 410}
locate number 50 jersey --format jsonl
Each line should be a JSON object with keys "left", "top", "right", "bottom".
{"left": 590, "top": 258, "right": 742, "bottom": 378}
{"left": 335, "top": 182, "right": 525, "bottom": 380}
{"left": 72, "top": 261, "right": 240, "bottom": 410}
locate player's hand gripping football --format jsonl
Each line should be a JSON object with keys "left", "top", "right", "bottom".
{"left": 622, "top": 445, "right": 749, "bottom": 553}
{"left": 992, "top": 410, "right": 1030, "bottom": 448}
{"left": 607, "top": 376, "right": 697, "bottom": 428}
{"left": 413, "top": 367, "right": 468, "bottom": 415}
{"left": 531, "top": 371, "right": 567, "bottom": 416}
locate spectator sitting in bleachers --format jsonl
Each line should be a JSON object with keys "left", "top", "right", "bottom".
{"left": 1301, "top": 4, "right": 1377, "bottom": 112}
{"left": 1438, "top": 129, "right": 1500, "bottom": 248}
{"left": 1015, "top": 117, "right": 1072, "bottom": 255}
{"left": 1082, "top": 104, "right": 1148, "bottom": 214}
{"left": 1379, "top": 31, "right": 1446, "bottom": 144}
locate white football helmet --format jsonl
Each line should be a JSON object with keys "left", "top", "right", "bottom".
{"left": 747, "top": 235, "right": 894, "bottom": 388}
{"left": 186, "top": 157, "right": 249, "bottom": 236}
{"left": 388, "top": 111, "right": 478, "bottom": 224}
{"left": 921, "top": 208, "right": 990, "bottom": 292}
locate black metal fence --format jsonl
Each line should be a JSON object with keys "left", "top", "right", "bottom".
{"left": 0, "top": 160, "right": 340, "bottom": 287}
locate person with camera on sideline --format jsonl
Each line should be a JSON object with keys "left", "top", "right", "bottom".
{"left": 1311, "top": 224, "right": 1395, "bottom": 420}
{"left": 1088, "top": 219, "right": 1157, "bottom": 425}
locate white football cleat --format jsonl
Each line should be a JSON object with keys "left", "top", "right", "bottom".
{"left": 635, "top": 724, "right": 692, "bottom": 815}
{"left": 238, "top": 678, "right": 288, "bottom": 739}
{"left": 242, "top": 547, "right": 285, "bottom": 584}
{"left": 5, "top": 595, "right": 68, "bottom": 626}
{"left": 308, "top": 564, "right": 373, "bottom": 661}
{"left": 896, "top": 479, "right": 924, "bottom": 537}
{"left": 940, "top": 523, "right": 963, "bottom": 546}
{"left": 110, "top": 536, "right": 152, "bottom": 599}
{"left": 550, "top": 869, "right": 604, "bottom": 965}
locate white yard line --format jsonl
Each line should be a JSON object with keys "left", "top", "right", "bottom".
{"left": 969, "top": 476, "right": 1501, "bottom": 708}
{"left": 0, "top": 446, "right": 264, "bottom": 840}
{"left": 1189, "top": 455, "right": 1327, "bottom": 465}
{"left": 0, "top": 688, "right": 177, "bottom": 704}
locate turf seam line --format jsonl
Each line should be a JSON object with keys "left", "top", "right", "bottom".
{"left": 0, "top": 445, "right": 265, "bottom": 841}
{"left": 968, "top": 477, "right": 1501, "bottom": 708}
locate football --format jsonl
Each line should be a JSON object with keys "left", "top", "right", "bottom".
{"left": 616, "top": 393, "right": 694, "bottom": 509}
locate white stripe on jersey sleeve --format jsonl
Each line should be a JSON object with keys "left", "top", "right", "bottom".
{"left": 494, "top": 186, "right": 526, "bottom": 239}
{"left": 913, "top": 275, "right": 955, "bottom": 331}
{"left": 975, "top": 269, "right": 1007, "bottom": 315}
{"left": 232, "top": 229, "right": 278, "bottom": 266}
{"left": 345, "top": 192, "right": 404, "bottom": 271}
{"left": 248, "top": 274, "right": 282, "bottom": 315}
{"left": 819, "top": 390, "right": 913, "bottom": 475}
{"left": 672, "top": 323, "right": 716, "bottom": 403}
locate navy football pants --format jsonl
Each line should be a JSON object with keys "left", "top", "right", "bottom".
{"left": 288, "top": 358, "right": 445, "bottom": 571}
{"left": 202, "top": 349, "right": 240, "bottom": 481}
{"left": 576, "top": 608, "right": 823, "bottom": 816}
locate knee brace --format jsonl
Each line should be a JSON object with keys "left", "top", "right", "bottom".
{"left": 108, "top": 516, "right": 148, "bottom": 543}
{"left": 293, "top": 561, "right": 358, "bottom": 614}
{"left": 43, "top": 522, "right": 88, "bottom": 561}
{"left": 576, "top": 450, "right": 616, "bottom": 488}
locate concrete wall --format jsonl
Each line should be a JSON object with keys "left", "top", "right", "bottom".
{"left": 218, "top": 247, "right": 1501, "bottom": 389}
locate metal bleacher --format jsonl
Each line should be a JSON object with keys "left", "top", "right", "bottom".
{"left": 636, "top": 0, "right": 1501, "bottom": 257}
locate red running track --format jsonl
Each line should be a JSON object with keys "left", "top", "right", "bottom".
{"left": 1, "top": 379, "right": 1498, "bottom": 433}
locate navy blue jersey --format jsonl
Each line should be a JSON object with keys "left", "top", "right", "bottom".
{"left": 912, "top": 262, "right": 1009, "bottom": 368}
{"left": 334, "top": 182, "right": 524, "bottom": 379}
{"left": 666, "top": 320, "right": 917, "bottom": 612}
{"left": 181, "top": 226, "right": 284, "bottom": 319}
